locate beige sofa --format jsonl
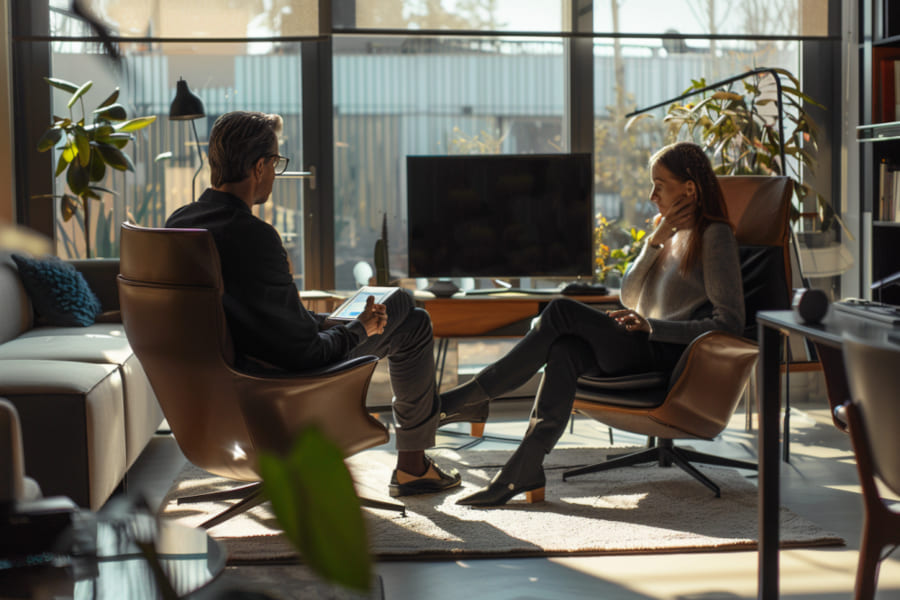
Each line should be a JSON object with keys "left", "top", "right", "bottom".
{"left": 0, "top": 253, "right": 162, "bottom": 510}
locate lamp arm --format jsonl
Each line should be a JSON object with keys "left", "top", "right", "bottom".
{"left": 190, "top": 118, "right": 204, "bottom": 203}
{"left": 626, "top": 66, "right": 786, "bottom": 168}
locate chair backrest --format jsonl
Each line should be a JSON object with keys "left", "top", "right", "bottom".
{"left": 119, "top": 223, "right": 388, "bottom": 479}
{"left": 118, "top": 223, "right": 257, "bottom": 480}
{"left": 842, "top": 336, "right": 900, "bottom": 496}
{"left": 718, "top": 176, "right": 794, "bottom": 339}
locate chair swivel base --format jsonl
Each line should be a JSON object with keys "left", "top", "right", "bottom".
{"left": 561, "top": 439, "right": 757, "bottom": 498}
{"left": 176, "top": 481, "right": 406, "bottom": 529}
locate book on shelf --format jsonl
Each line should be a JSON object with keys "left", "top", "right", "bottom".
{"left": 878, "top": 159, "right": 900, "bottom": 222}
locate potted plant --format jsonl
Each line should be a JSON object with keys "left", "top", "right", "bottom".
{"left": 646, "top": 68, "right": 845, "bottom": 237}
{"left": 594, "top": 212, "right": 647, "bottom": 286}
{"left": 642, "top": 67, "right": 852, "bottom": 279}
{"left": 34, "top": 77, "right": 156, "bottom": 257}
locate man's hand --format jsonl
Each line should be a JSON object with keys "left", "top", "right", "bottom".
{"left": 357, "top": 295, "right": 388, "bottom": 337}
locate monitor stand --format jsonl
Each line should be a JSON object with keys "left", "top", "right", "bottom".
{"left": 425, "top": 280, "right": 460, "bottom": 298}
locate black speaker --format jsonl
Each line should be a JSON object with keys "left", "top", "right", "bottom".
{"left": 792, "top": 288, "right": 829, "bottom": 324}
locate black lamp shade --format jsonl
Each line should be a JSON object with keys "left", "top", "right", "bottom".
{"left": 169, "top": 78, "right": 205, "bottom": 121}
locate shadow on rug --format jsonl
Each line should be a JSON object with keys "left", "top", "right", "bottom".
{"left": 159, "top": 446, "right": 844, "bottom": 562}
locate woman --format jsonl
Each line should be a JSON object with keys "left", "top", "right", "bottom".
{"left": 439, "top": 141, "right": 745, "bottom": 507}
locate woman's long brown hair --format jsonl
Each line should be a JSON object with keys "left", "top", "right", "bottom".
{"left": 649, "top": 142, "right": 732, "bottom": 275}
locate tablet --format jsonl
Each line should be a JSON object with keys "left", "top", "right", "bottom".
{"left": 328, "top": 286, "right": 399, "bottom": 321}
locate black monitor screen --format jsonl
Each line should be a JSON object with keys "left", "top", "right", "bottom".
{"left": 407, "top": 153, "right": 594, "bottom": 279}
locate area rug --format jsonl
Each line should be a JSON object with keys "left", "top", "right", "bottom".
{"left": 159, "top": 447, "right": 844, "bottom": 562}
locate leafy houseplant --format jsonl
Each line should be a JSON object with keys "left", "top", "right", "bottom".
{"left": 35, "top": 77, "right": 156, "bottom": 257}
{"left": 655, "top": 67, "right": 845, "bottom": 235}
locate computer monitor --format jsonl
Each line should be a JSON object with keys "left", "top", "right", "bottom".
{"left": 406, "top": 153, "right": 594, "bottom": 281}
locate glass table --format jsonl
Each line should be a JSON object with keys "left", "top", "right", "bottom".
{"left": 0, "top": 502, "right": 226, "bottom": 599}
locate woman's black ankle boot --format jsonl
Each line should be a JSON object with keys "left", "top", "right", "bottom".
{"left": 456, "top": 443, "right": 546, "bottom": 507}
{"left": 439, "top": 378, "right": 491, "bottom": 426}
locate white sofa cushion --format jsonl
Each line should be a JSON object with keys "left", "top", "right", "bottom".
{"left": 0, "top": 334, "right": 163, "bottom": 467}
{"left": 0, "top": 360, "right": 126, "bottom": 510}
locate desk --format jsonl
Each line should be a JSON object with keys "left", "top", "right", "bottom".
{"left": 757, "top": 309, "right": 898, "bottom": 598}
{"left": 416, "top": 292, "right": 620, "bottom": 338}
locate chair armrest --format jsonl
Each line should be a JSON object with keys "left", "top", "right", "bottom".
{"left": 274, "top": 355, "right": 379, "bottom": 378}
{"left": 236, "top": 356, "right": 386, "bottom": 457}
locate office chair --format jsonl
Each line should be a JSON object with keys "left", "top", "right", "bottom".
{"left": 562, "top": 176, "right": 793, "bottom": 496}
{"left": 117, "top": 223, "right": 403, "bottom": 529}
{"left": 842, "top": 335, "right": 900, "bottom": 600}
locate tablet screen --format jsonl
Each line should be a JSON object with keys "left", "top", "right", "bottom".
{"left": 329, "top": 286, "right": 398, "bottom": 320}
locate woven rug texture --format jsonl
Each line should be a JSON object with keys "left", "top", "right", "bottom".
{"left": 159, "top": 446, "right": 844, "bottom": 562}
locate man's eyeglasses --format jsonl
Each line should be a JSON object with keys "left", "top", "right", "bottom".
{"left": 267, "top": 154, "right": 290, "bottom": 175}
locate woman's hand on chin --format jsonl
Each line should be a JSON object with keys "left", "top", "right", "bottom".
{"left": 665, "top": 193, "right": 698, "bottom": 231}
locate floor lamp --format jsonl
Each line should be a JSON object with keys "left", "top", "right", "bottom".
{"left": 169, "top": 78, "right": 206, "bottom": 202}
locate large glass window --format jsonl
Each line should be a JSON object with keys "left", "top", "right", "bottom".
{"left": 14, "top": 0, "right": 838, "bottom": 292}
{"left": 36, "top": 2, "right": 310, "bottom": 284}
{"left": 590, "top": 35, "right": 806, "bottom": 283}
{"left": 332, "top": 34, "right": 567, "bottom": 289}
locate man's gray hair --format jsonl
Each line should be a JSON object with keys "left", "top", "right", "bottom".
{"left": 208, "top": 111, "right": 283, "bottom": 186}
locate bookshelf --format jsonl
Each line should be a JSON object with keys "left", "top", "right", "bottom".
{"left": 858, "top": 1, "right": 900, "bottom": 305}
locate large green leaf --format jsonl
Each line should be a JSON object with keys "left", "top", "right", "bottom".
{"left": 66, "top": 159, "right": 89, "bottom": 196}
{"left": 93, "top": 103, "right": 128, "bottom": 121}
{"left": 90, "top": 124, "right": 116, "bottom": 139}
{"left": 258, "top": 427, "right": 371, "bottom": 593}
{"left": 61, "top": 140, "right": 78, "bottom": 165}
{"left": 89, "top": 150, "right": 107, "bottom": 182}
{"left": 116, "top": 115, "right": 157, "bottom": 133}
{"left": 55, "top": 152, "right": 70, "bottom": 177}
{"left": 102, "top": 133, "right": 134, "bottom": 149}
{"left": 60, "top": 194, "right": 79, "bottom": 221}
{"left": 97, "top": 88, "right": 120, "bottom": 109}
{"left": 68, "top": 80, "right": 93, "bottom": 109}
{"left": 73, "top": 126, "right": 91, "bottom": 167}
{"left": 88, "top": 184, "right": 117, "bottom": 196}
{"left": 36, "top": 127, "right": 63, "bottom": 152}
{"left": 44, "top": 77, "right": 79, "bottom": 94}
{"left": 95, "top": 142, "right": 135, "bottom": 171}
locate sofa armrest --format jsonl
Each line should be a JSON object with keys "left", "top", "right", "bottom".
{"left": 68, "top": 259, "right": 120, "bottom": 313}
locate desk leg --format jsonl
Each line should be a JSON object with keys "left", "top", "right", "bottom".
{"left": 436, "top": 338, "right": 449, "bottom": 390}
{"left": 434, "top": 338, "right": 459, "bottom": 393}
{"left": 758, "top": 324, "right": 782, "bottom": 599}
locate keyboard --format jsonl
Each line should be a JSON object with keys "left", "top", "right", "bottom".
{"left": 833, "top": 298, "right": 900, "bottom": 326}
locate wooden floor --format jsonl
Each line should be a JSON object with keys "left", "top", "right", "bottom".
{"left": 126, "top": 393, "right": 900, "bottom": 600}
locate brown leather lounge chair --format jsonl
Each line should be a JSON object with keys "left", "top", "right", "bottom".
{"left": 563, "top": 176, "right": 793, "bottom": 497}
{"left": 117, "top": 223, "right": 403, "bottom": 528}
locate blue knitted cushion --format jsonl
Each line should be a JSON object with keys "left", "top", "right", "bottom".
{"left": 11, "top": 254, "right": 102, "bottom": 327}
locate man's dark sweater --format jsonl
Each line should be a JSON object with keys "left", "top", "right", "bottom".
{"left": 166, "top": 188, "right": 367, "bottom": 370}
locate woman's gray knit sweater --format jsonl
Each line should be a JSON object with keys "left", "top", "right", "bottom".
{"left": 620, "top": 221, "right": 745, "bottom": 345}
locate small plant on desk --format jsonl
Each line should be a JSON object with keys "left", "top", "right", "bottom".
{"left": 594, "top": 212, "right": 647, "bottom": 285}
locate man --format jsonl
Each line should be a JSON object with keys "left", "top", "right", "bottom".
{"left": 166, "top": 111, "right": 459, "bottom": 497}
